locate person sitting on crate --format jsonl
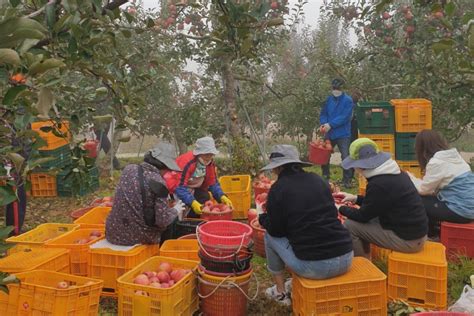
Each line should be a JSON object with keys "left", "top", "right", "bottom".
{"left": 258, "top": 144, "right": 353, "bottom": 306}
{"left": 408, "top": 129, "right": 474, "bottom": 239}
{"left": 169, "top": 136, "right": 233, "bottom": 218}
{"left": 105, "top": 142, "right": 185, "bottom": 246}
{"left": 336, "top": 138, "right": 428, "bottom": 258}
{"left": 319, "top": 78, "right": 354, "bottom": 188}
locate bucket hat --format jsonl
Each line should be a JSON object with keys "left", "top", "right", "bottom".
{"left": 193, "top": 136, "right": 219, "bottom": 155}
{"left": 261, "top": 144, "right": 312, "bottom": 171}
{"left": 149, "top": 142, "right": 181, "bottom": 172}
{"left": 341, "top": 138, "right": 391, "bottom": 170}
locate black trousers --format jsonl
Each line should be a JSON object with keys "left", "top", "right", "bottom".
{"left": 5, "top": 184, "right": 27, "bottom": 235}
{"left": 422, "top": 195, "right": 471, "bottom": 237}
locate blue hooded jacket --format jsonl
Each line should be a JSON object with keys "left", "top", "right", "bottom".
{"left": 320, "top": 93, "right": 353, "bottom": 140}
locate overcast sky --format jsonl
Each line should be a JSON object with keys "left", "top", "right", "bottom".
{"left": 141, "top": 0, "right": 325, "bottom": 30}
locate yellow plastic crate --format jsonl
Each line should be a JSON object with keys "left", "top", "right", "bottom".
{"left": 219, "top": 175, "right": 251, "bottom": 219}
{"left": 391, "top": 99, "right": 432, "bottom": 132}
{"left": 5, "top": 270, "right": 102, "bottom": 315}
{"left": 45, "top": 228, "right": 105, "bottom": 276}
{"left": 0, "top": 247, "right": 70, "bottom": 274}
{"left": 117, "top": 256, "right": 199, "bottom": 316}
{"left": 371, "top": 244, "right": 392, "bottom": 261}
{"left": 30, "top": 173, "right": 57, "bottom": 197}
{"left": 292, "top": 257, "right": 387, "bottom": 315}
{"left": 388, "top": 241, "right": 447, "bottom": 310}
{"left": 397, "top": 160, "right": 423, "bottom": 178}
{"left": 358, "top": 133, "right": 395, "bottom": 158}
{"left": 88, "top": 244, "right": 159, "bottom": 296}
{"left": 31, "top": 120, "right": 70, "bottom": 150}
{"left": 6, "top": 223, "right": 79, "bottom": 254}
{"left": 160, "top": 240, "right": 199, "bottom": 261}
{"left": 74, "top": 206, "right": 111, "bottom": 228}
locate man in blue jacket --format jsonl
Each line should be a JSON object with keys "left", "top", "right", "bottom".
{"left": 319, "top": 78, "right": 354, "bottom": 188}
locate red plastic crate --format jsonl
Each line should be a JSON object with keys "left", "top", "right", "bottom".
{"left": 441, "top": 221, "right": 474, "bottom": 259}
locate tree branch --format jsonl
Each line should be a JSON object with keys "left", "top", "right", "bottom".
{"left": 102, "top": 0, "right": 129, "bottom": 14}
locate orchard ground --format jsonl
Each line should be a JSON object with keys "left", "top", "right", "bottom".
{"left": 2, "top": 146, "right": 473, "bottom": 315}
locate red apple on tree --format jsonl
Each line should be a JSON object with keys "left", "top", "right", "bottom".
{"left": 382, "top": 12, "right": 391, "bottom": 20}
{"left": 271, "top": 2, "right": 278, "bottom": 10}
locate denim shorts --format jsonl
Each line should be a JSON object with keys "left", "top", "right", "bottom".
{"left": 264, "top": 233, "right": 353, "bottom": 279}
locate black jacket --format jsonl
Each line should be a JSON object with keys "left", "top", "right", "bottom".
{"left": 339, "top": 172, "right": 428, "bottom": 240}
{"left": 259, "top": 167, "right": 352, "bottom": 260}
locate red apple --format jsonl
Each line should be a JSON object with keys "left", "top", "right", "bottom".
{"left": 177, "top": 23, "right": 184, "bottom": 30}
{"left": 57, "top": 281, "right": 69, "bottom": 289}
{"left": 134, "top": 274, "right": 150, "bottom": 285}
{"left": 405, "top": 11, "right": 414, "bottom": 20}
{"left": 169, "top": 280, "right": 175, "bottom": 286}
{"left": 405, "top": 25, "right": 415, "bottom": 33}
{"left": 204, "top": 200, "right": 213, "bottom": 208}
{"left": 75, "top": 238, "right": 89, "bottom": 244}
{"left": 150, "top": 282, "right": 161, "bottom": 288}
{"left": 149, "top": 276, "right": 159, "bottom": 283}
{"left": 271, "top": 2, "right": 278, "bottom": 10}
{"left": 159, "top": 262, "right": 172, "bottom": 274}
{"left": 384, "top": 36, "right": 393, "bottom": 44}
{"left": 157, "top": 271, "right": 170, "bottom": 283}
{"left": 170, "top": 269, "right": 186, "bottom": 282}
{"left": 160, "top": 283, "right": 170, "bottom": 288}
{"left": 433, "top": 11, "right": 444, "bottom": 19}
{"left": 184, "top": 16, "right": 192, "bottom": 24}
{"left": 382, "top": 12, "right": 391, "bottom": 20}
{"left": 90, "top": 230, "right": 102, "bottom": 237}
{"left": 211, "top": 207, "right": 220, "bottom": 213}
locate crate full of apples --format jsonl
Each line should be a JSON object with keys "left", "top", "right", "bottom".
{"left": 253, "top": 174, "right": 274, "bottom": 200}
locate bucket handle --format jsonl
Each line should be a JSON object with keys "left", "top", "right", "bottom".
{"left": 196, "top": 225, "right": 248, "bottom": 260}
{"left": 198, "top": 272, "right": 259, "bottom": 301}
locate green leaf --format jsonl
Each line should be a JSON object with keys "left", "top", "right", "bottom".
{"left": 146, "top": 18, "right": 155, "bottom": 28}
{"left": 45, "top": 2, "right": 56, "bottom": 31}
{"left": 9, "top": 0, "right": 21, "bottom": 7}
{"left": 445, "top": 2, "right": 455, "bottom": 17}
{"left": 0, "top": 49, "right": 20, "bottom": 66}
{"left": 29, "top": 58, "right": 65, "bottom": 76}
{"left": 432, "top": 39, "right": 454, "bottom": 54}
{"left": 0, "top": 186, "right": 17, "bottom": 207}
{"left": 63, "top": 0, "right": 78, "bottom": 13}
{"left": 3, "top": 86, "right": 27, "bottom": 106}
{"left": 121, "top": 30, "right": 132, "bottom": 38}
{"left": 123, "top": 11, "right": 134, "bottom": 24}
{"left": 7, "top": 152, "right": 25, "bottom": 172}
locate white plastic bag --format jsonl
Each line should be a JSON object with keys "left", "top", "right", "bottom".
{"left": 448, "top": 284, "right": 474, "bottom": 313}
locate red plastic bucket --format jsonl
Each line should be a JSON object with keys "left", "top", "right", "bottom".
{"left": 250, "top": 219, "right": 266, "bottom": 258}
{"left": 197, "top": 221, "right": 253, "bottom": 248}
{"left": 84, "top": 140, "right": 99, "bottom": 158}
{"left": 200, "top": 208, "right": 233, "bottom": 221}
{"left": 412, "top": 313, "right": 471, "bottom": 315}
{"left": 309, "top": 141, "right": 331, "bottom": 165}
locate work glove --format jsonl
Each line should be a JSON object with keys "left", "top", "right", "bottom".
{"left": 172, "top": 200, "right": 186, "bottom": 220}
{"left": 340, "top": 192, "right": 357, "bottom": 203}
{"left": 221, "top": 196, "right": 234, "bottom": 209}
{"left": 320, "top": 123, "right": 331, "bottom": 134}
{"left": 191, "top": 200, "right": 203, "bottom": 215}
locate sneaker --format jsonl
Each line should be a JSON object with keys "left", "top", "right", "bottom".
{"left": 265, "top": 285, "right": 291, "bottom": 306}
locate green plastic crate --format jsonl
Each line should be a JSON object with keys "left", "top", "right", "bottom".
{"left": 356, "top": 101, "right": 395, "bottom": 134}
{"left": 38, "top": 145, "right": 72, "bottom": 169}
{"left": 57, "top": 167, "right": 99, "bottom": 197}
{"left": 395, "top": 132, "right": 417, "bottom": 161}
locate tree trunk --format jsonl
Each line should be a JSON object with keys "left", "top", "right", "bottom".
{"left": 221, "top": 60, "right": 240, "bottom": 138}
{"left": 172, "top": 127, "right": 188, "bottom": 155}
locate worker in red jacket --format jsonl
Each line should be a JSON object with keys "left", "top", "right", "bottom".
{"left": 171, "top": 136, "right": 233, "bottom": 217}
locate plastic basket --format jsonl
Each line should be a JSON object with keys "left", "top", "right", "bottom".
{"left": 45, "top": 228, "right": 105, "bottom": 276}
{"left": 89, "top": 244, "right": 159, "bottom": 296}
{"left": 9, "top": 270, "right": 102, "bottom": 315}
{"left": 358, "top": 133, "right": 395, "bottom": 158}
{"left": 160, "top": 239, "right": 199, "bottom": 261}
{"left": 6, "top": 223, "right": 79, "bottom": 253}
{"left": 70, "top": 206, "right": 94, "bottom": 220}
{"left": 198, "top": 269, "right": 254, "bottom": 316}
{"left": 31, "top": 120, "right": 70, "bottom": 150}
{"left": 30, "top": 173, "right": 57, "bottom": 197}
{"left": 395, "top": 132, "right": 417, "bottom": 160}
{"left": 174, "top": 219, "right": 206, "bottom": 239}
{"left": 198, "top": 250, "right": 252, "bottom": 275}
{"left": 441, "top": 221, "right": 474, "bottom": 259}
{"left": 37, "top": 144, "right": 71, "bottom": 169}
{"left": 356, "top": 101, "right": 395, "bottom": 134}
{"left": 308, "top": 141, "right": 332, "bottom": 165}
{"left": 219, "top": 175, "right": 251, "bottom": 219}
{"left": 197, "top": 220, "right": 253, "bottom": 249}
{"left": 388, "top": 241, "right": 447, "bottom": 309}
{"left": 57, "top": 167, "right": 100, "bottom": 197}
{"left": 178, "top": 234, "right": 197, "bottom": 240}
{"left": 292, "top": 257, "right": 387, "bottom": 315}
{"left": 391, "top": 99, "right": 432, "bottom": 132}
{"left": 200, "top": 208, "right": 233, "bottom": 221}
{"left": 250, "top": 219, "right": 266, "bottom": 258}
{"left": 412, "top": 313, "right": 471, "bottom": 315}
{"left": 398, "top": 161, "right": 423, "bottom": 178}
{"left": 74, "top": 206, "right": 111, "bottom": 228}
{"left": 0, "top": 247, "right": 70, "bottom": 274}
{"left": 253, "top": 183, "right": 271, "bottom": 202}
{"left": 117, "top": 256, "right": 199, "bottom": 316}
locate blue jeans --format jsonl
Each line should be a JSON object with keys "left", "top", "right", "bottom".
{"left": 321, "top": 137, "right": 353, "bottom": 182}
{"left": 264, "top": 233, "right": 353, "bottom": 279}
